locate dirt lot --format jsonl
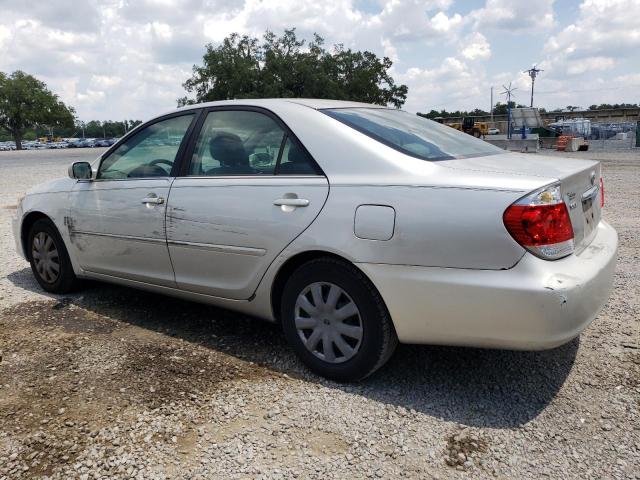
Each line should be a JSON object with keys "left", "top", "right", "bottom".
{"left": 0, "top": 148, "right": 638, "bottom": 479}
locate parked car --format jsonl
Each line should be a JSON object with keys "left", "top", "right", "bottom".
{"left": 487, "top": 127, "right": 500, "bottom": 135}
{"left": 67, "top": 139, "right": 93, "bottom": 148}
{"left": 12, "top": 99, "right": 618, "bottom": 381}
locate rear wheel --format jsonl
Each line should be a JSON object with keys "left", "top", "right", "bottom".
{"left": 281, "top": 257, "right": 397, "bottom": 381}
{"left": 28, "top": 218, "right": 80, "bottom": 294}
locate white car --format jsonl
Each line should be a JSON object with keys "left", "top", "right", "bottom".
{"left": 12, "top": 99, "right": 617, "bottom": 381}
{"left": 487, "top": 127, "right": 500, "bottom": 135}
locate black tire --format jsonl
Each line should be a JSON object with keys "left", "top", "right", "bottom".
{"left": 281, "top": 257, "right": 398, "bottom": 382}
{"left": 27, "top": 218, "right": 80, "bottom": 294}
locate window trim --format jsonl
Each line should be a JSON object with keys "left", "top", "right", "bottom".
{"left": 178, "top": 105, "right": 325, "bottom": 178}
{"left": 95, "top": 109, "right": 203, "bottom": 181}
{"left": 273, "top": 133, "right": 289, "bottom": 175}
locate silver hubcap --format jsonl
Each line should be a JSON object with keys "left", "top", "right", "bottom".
{"left": 32, "top": 232, "right": 60, "bottom": 284}
{"left": 295, "top": 282, "right": 363, "bottom": 364}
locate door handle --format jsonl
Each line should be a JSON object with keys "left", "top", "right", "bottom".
{"left": 273, "top": 198, "right": 309, "bottom": 207}
{"left": 141, "top": 196, "right": 165, "bottom": 205}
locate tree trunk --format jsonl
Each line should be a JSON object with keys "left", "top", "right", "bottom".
{"left": 13, "top": 131, "right": 22, "bottom": 150}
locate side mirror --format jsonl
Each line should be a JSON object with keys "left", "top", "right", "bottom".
{"left": 68, "top": 161, "right": 93, "bottom": 180}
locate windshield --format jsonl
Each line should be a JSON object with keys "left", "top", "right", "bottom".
{"left": 322, "top": 108, "right": 503, "bottom": 161}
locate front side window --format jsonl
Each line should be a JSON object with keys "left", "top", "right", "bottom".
{"left": 322, "top": 108, "right": 503, "bottom": 161}
{"left": 98, "top": 114, "right": 194, "bottom": 179}
{"left": 188, "top": 110, "right": 286, "bottom": 176}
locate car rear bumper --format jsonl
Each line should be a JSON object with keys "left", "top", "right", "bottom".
{"left": 357, "top": 220, "right": 618, "bottom": 350}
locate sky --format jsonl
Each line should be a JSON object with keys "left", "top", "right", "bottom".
{"left": 0, "top": 0, "right": 638, "bottom": 121}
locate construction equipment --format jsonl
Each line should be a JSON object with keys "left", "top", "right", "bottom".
{"left": 445, "top": 118, "right": 489, "bottom": 137}
{"left": 37, "top": 135, "right": 63, "bottom": 143}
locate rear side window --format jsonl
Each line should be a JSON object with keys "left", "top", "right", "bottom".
{"left": 188, "top": 110, "right": 320, "bottom": 176}
{"left": 277, "top": 137, "right": 317, "bottom": 175}
{"left": 322, "top": 108, "right": 503, "bottom": 161}
{"left": 188, "top": 110, "right": 284, "bottom": 176}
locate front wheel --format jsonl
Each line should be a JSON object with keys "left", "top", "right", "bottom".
{"left": 28, "top": 218, "right": 80, "bottom": 294}
{"left": 281, "top": 257, "right": 397, "bottom": 381}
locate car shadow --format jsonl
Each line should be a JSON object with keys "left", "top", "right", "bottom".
{"left": 6, "top": 268, "right": 578, "bottom": 428}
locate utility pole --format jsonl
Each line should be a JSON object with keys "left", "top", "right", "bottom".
{"left": 490, "top": 86, "right": 494, "bottom": 122}
{"left": 524, "top": 65, "right": 543, "bottom": 108}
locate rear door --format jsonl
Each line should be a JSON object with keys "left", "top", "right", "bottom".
{"left": 166, "top": 107, "right": 329, "bottom": 300}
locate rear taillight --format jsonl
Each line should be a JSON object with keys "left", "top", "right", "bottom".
{"left": 600, "top": 177, "right": 605, "bottom": 207}
{"left": 503, "top": 184, "right": 574, "bottom": 260}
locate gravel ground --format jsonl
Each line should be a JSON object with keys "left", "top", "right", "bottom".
{"left": 0, "top": 148, "right": 638, "bottom": 479}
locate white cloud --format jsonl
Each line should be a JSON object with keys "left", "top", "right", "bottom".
{"left": 429, "top": 11, "right": 463, "bottom": 34}
{"left": 149, "top": 22, "right": 173, "bottom": 40}
{"left": 0, "top": 25, "right": 12, "bottom": 49}
{"left": 537, "top": 0, "right": 639, "bottom": 96}
{"left": 545, "top": 0, "right": 640, "bottom": 59}
{"left": 2, "top": 0, "right": 101, "bottom": 32}
{"left": 381, "top": 37, "right": 399, "bottom": 63}
{"left": 396, "top": 56, "right": 487, "bottom": 112}
{"left": 0, "top": 0, "right": 638, "bottom": 120}
{"left": 566, "top": 56, "right": 616, "bottom": 75}
{"left": 91, "top": 75, "right": 122, "bottom": 89}
{"left": 371, "top": 1, "right": 463, "bottom": 42}
{"left": 470, "top": 0, "right": 555, "bottom": 32}
{"left": 460, "top": 32, "right": 491, "bottom": 60}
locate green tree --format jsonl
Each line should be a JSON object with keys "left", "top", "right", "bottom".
{"left": 492, "top": 101, "right": 525, "bottom": 115}
{"left": 180, "top": 29, "right": 407, "bottom": 108}
{"left": 417, "top": 109, "right": 444, "bottom": 119}
{"left": 0, "top": 70, "right": 75, "bottom": 149}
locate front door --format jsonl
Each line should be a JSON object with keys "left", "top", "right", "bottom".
{"left": 166, "top": 108, "right": 329, "bottom": 299}
{"left": 68, "top": 113, "right": 197, "bottom": 286}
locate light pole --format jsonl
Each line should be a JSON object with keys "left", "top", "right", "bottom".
{"left": 524, "top": 65, "right": 543, "bottom": 108}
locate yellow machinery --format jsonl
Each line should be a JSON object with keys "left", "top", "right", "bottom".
{"left": 445, "top": 118, "right": 488, "bottom": 137}
{"left": 38, "top": 135, "right": 63, "bottom": 143}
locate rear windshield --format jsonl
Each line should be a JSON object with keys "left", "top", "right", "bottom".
{"left": 322, "top": 108, "right": 503, "bottom": 161}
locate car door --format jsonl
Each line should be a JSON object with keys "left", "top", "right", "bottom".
{"left": 68, "top": 112, "right": 198, "bottom": 286}
{"left": 166, "top": 107, "right": 329, "bottom": 300}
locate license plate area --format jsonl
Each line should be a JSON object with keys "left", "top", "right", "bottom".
{"left": 581, "top": 185, "right": 600, "bottom": 242}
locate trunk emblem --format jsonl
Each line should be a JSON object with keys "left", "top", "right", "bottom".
{"left": 590, "top": 171, "right": 596, "bottom": 186}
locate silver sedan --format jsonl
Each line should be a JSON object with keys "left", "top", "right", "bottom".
{"left": 12, "top": 99, "right": 618, "bottom": 381}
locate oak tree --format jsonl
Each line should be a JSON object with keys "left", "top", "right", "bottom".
{"left": 179, "top": 29, "right": 407, "bottom": 108}
{"left": 0, "top": 71, "right": 75, "bottom": 149}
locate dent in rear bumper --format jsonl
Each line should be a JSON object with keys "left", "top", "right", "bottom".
{"left": 357, "top": 221, "right": 618, "bottom": 350}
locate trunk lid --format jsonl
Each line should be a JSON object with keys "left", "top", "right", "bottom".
{"left": 560, "top": 161, "right": 602, "bottom": 253}
{"left": 439, "top": 152, "right": 602, "bottom": 253}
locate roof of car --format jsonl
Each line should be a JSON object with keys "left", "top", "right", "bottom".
{"left": 176, "top": 98, "right": 388, "bottom": 112}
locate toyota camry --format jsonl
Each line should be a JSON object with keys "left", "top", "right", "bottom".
{"left": 12, "top": 99, "right": 618, "bottom": 381}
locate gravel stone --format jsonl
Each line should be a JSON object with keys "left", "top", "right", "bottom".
{"left": 0, "top": 147, "right": 638, "bottom": 479}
